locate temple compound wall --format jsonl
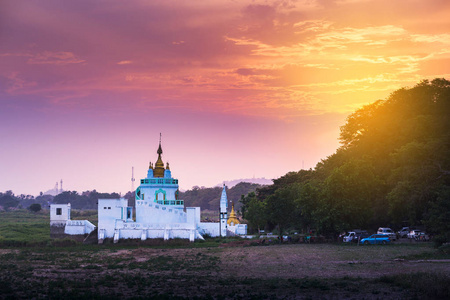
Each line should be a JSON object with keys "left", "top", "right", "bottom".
{"left": 97, "top": 199, "right": 204, "bottom": 243}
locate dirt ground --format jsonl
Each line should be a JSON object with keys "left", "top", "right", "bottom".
{"left": 1, "top": 242, "right": 449, "bottom": 299}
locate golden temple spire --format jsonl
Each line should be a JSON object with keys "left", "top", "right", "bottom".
{"left": 227, "top": 202, "right": 240, "bottom": 226}
{"left": 153, "top": 133, "right": 165, "bottom": 177}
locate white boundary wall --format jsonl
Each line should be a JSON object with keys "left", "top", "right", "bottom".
{"left": 65, "top": 220, "right": 96, "bottom": 235}
{"left": 198, "top": 222, "right": 220, "bottom": 237}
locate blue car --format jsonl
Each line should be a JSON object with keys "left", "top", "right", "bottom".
{"left": 360, "top": 234, "right": 391, "bottom": 245}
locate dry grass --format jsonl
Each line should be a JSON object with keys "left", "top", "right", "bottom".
{"left": 0, "top": 242, "right": 449, "bottom": 299}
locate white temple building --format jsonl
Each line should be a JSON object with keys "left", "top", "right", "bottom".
{"left": 51, "top": 139, "right": 247, "bottom": 243}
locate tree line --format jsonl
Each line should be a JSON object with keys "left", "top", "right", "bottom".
{"left": 0, "top": 191, "right": 50, "bottom": 211}
{"left": 0, "top": 190, "right": 122, "bottom": 211}
{"left": 0, "top": 182, "right": 263, "bottom": 212}
{"left": 241, "top": 79, "right": 450, "bottom": 245}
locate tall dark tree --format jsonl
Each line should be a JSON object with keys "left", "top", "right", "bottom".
{"left": 265, "top": 185, "right": 299, "bottom": 238}
{"left": 240, "top": 192, "right": 267, "bottom": 233}
{"left": 0, "top": 191, "right": 20, "bottom": 211}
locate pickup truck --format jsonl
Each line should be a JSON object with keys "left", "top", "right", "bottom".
{"left": 343, "top": 230, "right": 370, "bottom": 243}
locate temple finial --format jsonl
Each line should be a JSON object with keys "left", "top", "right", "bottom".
{"left": 154, "top": 134, "right": 165, "bottom": 177}
{"left": 157, "top": 133, "right": 163, "bottom": 155}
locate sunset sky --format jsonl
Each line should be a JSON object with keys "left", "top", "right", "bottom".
{"left": 1, "top": 0, "right": 449, "bottom": 196}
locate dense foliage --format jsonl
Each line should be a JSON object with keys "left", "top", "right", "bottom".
{"left": 28, "top": 203, "right": 42, "bottom": 212}
{"left": 0, "top": 191, "right": 20, "bottom": 210}
{"left": 53, "top": 190, "right": 121, "bottom": 209}
{"left": 0, "top": 191, "right": 50, "bottom": 211}
{"left": 242, "top": 79, "right": 450, "bottom": 243}
{"left": 0, "top": 190, "right": 122, "bottom": 211}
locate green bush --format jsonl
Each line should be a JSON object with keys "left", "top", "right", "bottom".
{"left": 28, "top": 203, "right": 42, "bottom": 212}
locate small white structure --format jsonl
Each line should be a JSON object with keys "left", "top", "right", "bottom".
{"left": 50, "top": 203, "right": 71, "bottom": 226}
{"left": 50, "top": 203, "right": 95, "bottom": 238}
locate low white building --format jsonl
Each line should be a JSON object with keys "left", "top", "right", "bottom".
{"left": 50, "top": 203, "right": 96, "bottom": 239}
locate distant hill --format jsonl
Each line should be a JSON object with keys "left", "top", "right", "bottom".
{"left": 217, "top": 178, "right": 273, "bottom": 188}
{"left": 180, "top": 181, "right": 269, "bottom": 212}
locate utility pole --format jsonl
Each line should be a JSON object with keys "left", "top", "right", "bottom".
{"left": 131, "top": 167, "right": 136, "bottom": 192}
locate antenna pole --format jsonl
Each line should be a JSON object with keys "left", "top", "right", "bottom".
{"left": 131, "top": 167, "right": 135, "bottom": 192}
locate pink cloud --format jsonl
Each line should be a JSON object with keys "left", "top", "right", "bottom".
{"left": 1, "top": 0, "right": 450, "bottom": 195}
{"left": 5, "top": 72, "right": 37, "bottom": 94}
{"left": 27, "top": 51, "right": 85, "bottom": 65}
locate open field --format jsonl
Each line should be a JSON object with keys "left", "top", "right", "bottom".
{"left": 0, "top": 210, "right": 50, "bottom": 246}
{"left": 0, "top": 209, "right": 97, "bottom": 246}
{"left": 1, "top": 242, "right": 449, "bottom": 299}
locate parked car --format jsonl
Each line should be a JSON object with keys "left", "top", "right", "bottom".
{"left": 397, "top": 227, "right": 410, "bottom": 238}
{"left": 407, "top": 230, "right": 422, "bottom": 239}
{"left": 414, "top": 232, "right": 430, "bottom": 241}
{"left": 361, "top": 234, "right": 391, "bottom": 245}
{"left": 343, "top": 230, "right": 370, "bottom": 243}
{"left": 377, "top": 227, "right": 397, "bottom": 241}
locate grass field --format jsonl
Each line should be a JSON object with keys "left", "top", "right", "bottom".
{"left": 1, "top": 210, "right": 449, "bottom": 299}
{"left": 0, "top": 209, "right": 97, "bottom": 246}
{"left": 0, "top": 210, "right": 50, "bottom": 246}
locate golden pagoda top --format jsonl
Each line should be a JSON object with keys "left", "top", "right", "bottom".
{"left": 227, "top": 202, "right": 240, "bottom": 226}
{"left": 152, "top": 134, "right": 167, "bottom": 177}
